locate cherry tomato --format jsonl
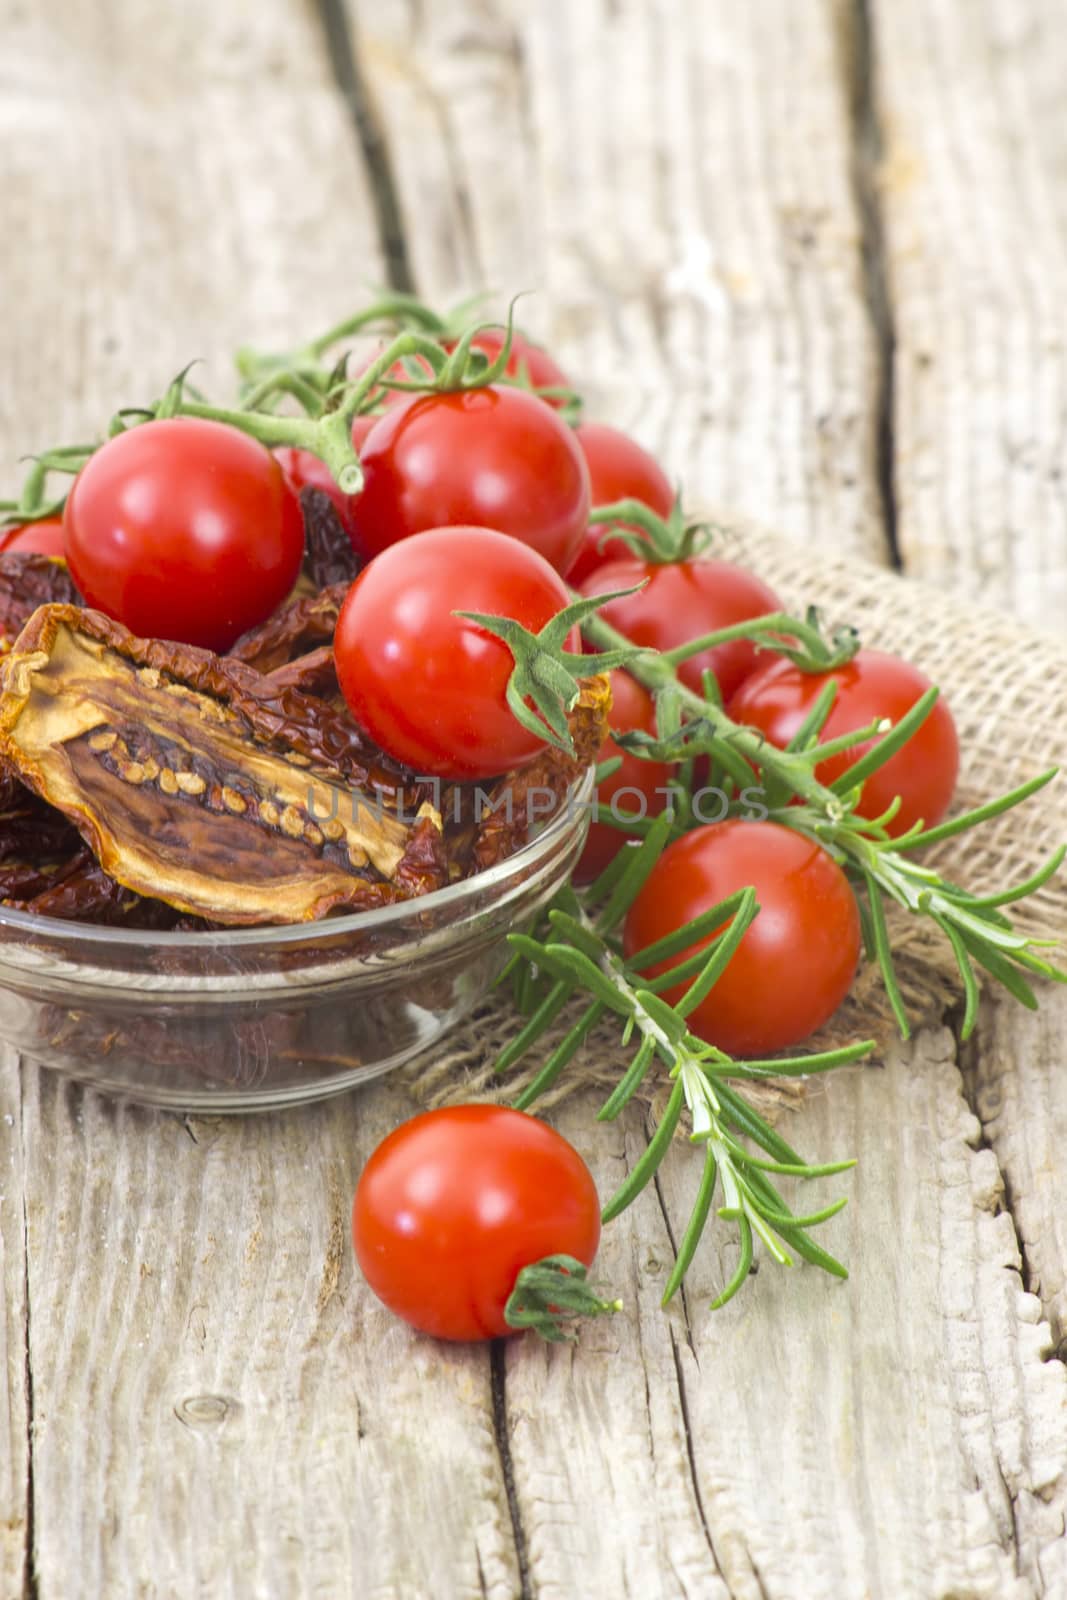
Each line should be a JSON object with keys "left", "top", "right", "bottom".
{"left": 580, "top": 557, "right": 783, "bottom": 700}
{"left": 63, "top": 419, "right": 304, "bottom": 652}
{"left": 624, "top": 820, "right": 861, "bottom": 1056}
{"left": 335, "top": 525, "right": 574, "bottom": 779}
{"left": 566, "top": 423, "right": 674, "bottom": 585}
{"left": 349, "top": 386, "right": 591, "bottom": 574}
{"left": 0, "top": 518, "right": 66, "bottom": 557}
{"left": 575, "top": 669, "right": 671, "bottom": 882}
{"left": 352, "top": 1104, "right": 601, "bottom": 1342}
{"left": 728, "top": 649, "right": 959, "bottom": 838}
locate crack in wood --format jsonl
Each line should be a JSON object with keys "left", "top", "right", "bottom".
{"left": 313, "top": 0, "right": 416, "bottom": 292}
{"left": 650, "top": 1164, "right": 699, "bottom": 1369}
{"left": 19, "top": 1109, "right": 37, "bottom": 1600}
{"left": 847, "top": 0, "right": 901, "bottom": 569}
{"left": 489, "top": 1341, "right": 532, "bottom": 1600}
{"left": 667, "top": 1328, "right": 733, "bottom": 1596}
{"left": 952, "top": 1005, "right": 1050, "bottom": 1340}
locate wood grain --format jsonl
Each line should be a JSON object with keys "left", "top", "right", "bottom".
{"left": 0, "top": 1054, "right": 28, "bottom": 1597}
{"left": 20, "top": 1070, "right": 523, "bottom": 1599}
{"left": 871, "top": 0, "right": 1067, "bottom": 1402}
{"left": 501, "top": 1043, "right": 1067, "bottom": 1600}
{"left": 870, "top": 0, "right": 1067, "bottom": 625}
{"left": 352, "top": 0, "right": 889, "bottom": 560}
{"left": 0, "top": 0, "right": 381, "bottom": 481}
{"left": 3, "top": 0, "right": 1067, "bottom": 1595}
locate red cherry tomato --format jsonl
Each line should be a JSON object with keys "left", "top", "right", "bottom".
{"left": 728, "top": 649, "right": 960, "bottom": 838}
{"left": 352, "top": 1104, "right": 602, "bottom": 1342}
{"left": 350, "top": 387, "right": 591, "bottom": 574}
{"left": 624, "top": 820, "right": 861, "bottom": 1056}
{"left": 335, "top": 525, "right": 574, "bottom": 780}
{"left": 63, "top": 419, "right": 304, "bottom": 652}
{"left": 0, "top": 518, "right": 66, "bottom": 557}
{"left": 580, "top": 558, "right": 783, "bottom": 700}
{"left": 576, "top": 670, "right": 671, "bottom": 882}
{"left": 566, "top": 423, "right": 675, "bottom": 585}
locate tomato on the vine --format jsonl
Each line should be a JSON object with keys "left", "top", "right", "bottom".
{"left": 566, "top": 423, "right": 674, "bottom": 585}
{"left": 63, "top": 418, "right": 304, "bottom": 652}
{"left": 335, "top": 525, "right": 574, "bottom": 780}
{"left": 0, "top": 518, "right": 66, "bottom": 557}
{"left": 576, "top": 669, "right": 671, "bottom": 882}
{"left": 352, "top": 1104, "right": 602, "bottom": 1341}
{"left": 624, "top": 820, "right": 861, "bottom": 1056}
{"left": 349, "top": 386, "right": 591, "bottom": 574}
{"left": 728, "top": 649, "right": 960, "bottom": 837}
{"left": 456, "top": 327, "right": 570, "bottom": 402}
{"left": 580, "top": 557, "right": 783, "bottom": 700}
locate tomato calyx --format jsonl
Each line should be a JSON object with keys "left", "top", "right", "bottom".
{"left": 503, "top": 1253, "right": 623, "bottom": 1343}
{"left": 587, "top": 496, "right": 714, "bottom": 565}
{"left": 455, "top": 586, "right": 645, "bottom": 756}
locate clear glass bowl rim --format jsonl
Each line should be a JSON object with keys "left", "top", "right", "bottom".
{"left": 0, "top": 767, "right": 594, "bottom": 953}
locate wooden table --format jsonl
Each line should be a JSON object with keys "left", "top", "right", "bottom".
{"left": 2, "top": 2, "right": 1066, "bottom": 1595}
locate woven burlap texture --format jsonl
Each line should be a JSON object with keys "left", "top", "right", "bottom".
{"left": 400, "top": 516, "right": 1067, "bottom": 1119}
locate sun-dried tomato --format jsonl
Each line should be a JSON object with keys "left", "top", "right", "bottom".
{"left": 229, "top": 583, "right": 346, "bottom": 675}
{"left": 0, "top": 553, "right": 79, "bottom": 646}
{"left": 0, "top": 604, "right": 448, "bottom": 925}
{"left": 300, "top": 486, "right": 360, "bottom": 590}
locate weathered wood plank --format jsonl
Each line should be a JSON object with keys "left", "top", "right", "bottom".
{"left": 352, "top": 0, "right": 888, "bottom": 560}
{"left": 967, "top": 999, "right": 1067, "bottom": 1362}
{"left": 0, "top": 1052, "right": 28, "bottom": 1597}
{"left": 871, "top": 0, "right": 1067, "bottom": 625}
{"left": 21, "top": 1070, "right": 521, "bottom": 1600}
{"left": 872, "top": 0, "right": 1067, "bottom": 1461}
{"left": 641, "top": 1031, "right": 1067, "bottom": 1600}
{"left": 0, "top": 0, "right": 380, "bottom": 476}
{"left": 0, "top": 3, "right": 521, "bottom": 1596}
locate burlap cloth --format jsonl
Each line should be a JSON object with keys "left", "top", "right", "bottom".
{"left": 400, "top": 516, "right": 1067, "bottom": 1118}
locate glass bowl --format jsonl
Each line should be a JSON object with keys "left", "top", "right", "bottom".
{"left": 0, "top": 771, "right": 593, "bottom": 1112}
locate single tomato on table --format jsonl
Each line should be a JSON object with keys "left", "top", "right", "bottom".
{"left": 0, "top": 518, "right": 66, "bottom": 557}
{"left": 335, "top": 525, "right": 575, "bottom": 780}
{"left": 352, "top": 1104, "right": 603, "bottom": 1342}
{"left": 566, "top": 423, "right": 674, "bottom": 585}
{"left": 624, "top": 819, "right": 861, "bottom": 1056}
{"left": 728, "top": 648, "right": 959, "bottom": 837}
{"left": 63, "top": 418, "right": 304, "bottom": 652}
{"left": 349, "top": 386, "right": 591, "bottom": 575}
{"left": 580, "top": 556, "right": 783, "bottom": 701}
{"left": 576, "top": 669, "right": 671, "bottom": 882}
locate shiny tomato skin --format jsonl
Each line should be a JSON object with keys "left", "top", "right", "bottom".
{"left": 624, "top": 820, "right": 861, "bottom": 1056}
{"left": 0, "top": 518, "right": 66, "bottom": 557}
{"left": 352, "top": 1104, "right": 602, "bottom": 1341}
{"left": 580, "top": 558, "right": 783, "bottom": 700}
{"left": 576, "top": 670, "right": 671, "bottom": 882}
{"left": 63, "top": 419, "right": 304, "bottom": 652}
{"left": 566, "top": 424, "right": 675, "bottom": 585}
{"left": 350, "top": 386, "right": 591, "bottom": 574}
{"left": 335, "top": 525, "right": 573, "bottom": 779}
{"left": 728, "top": 649, "right": 960, "bottom": 838}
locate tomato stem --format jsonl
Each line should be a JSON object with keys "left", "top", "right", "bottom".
{"left": 504, "top": 1254, "right": 622, "bottom": 1342}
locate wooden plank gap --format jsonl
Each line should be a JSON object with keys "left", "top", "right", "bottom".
{"left": 844, "top": 0, "right": 901, "bottom": 568}
{"left": 489, "top": 1340, "right": 532, "bottom": 1600}
{"left": 18, "top": 1102, "right": 36, "bottom": 1600}
{"left": 312, "top": 0, "right": 416, "bottom": 291}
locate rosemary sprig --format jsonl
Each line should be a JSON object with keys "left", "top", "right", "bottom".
{"left": 497, "top": 817, "right": 871, "bottom": 1309}
{"left": 579, "top": 606, "right": 1065, "bottom": 1038}
{"left": 496, "top": 597, "right": 1063, "bottom": 1309}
